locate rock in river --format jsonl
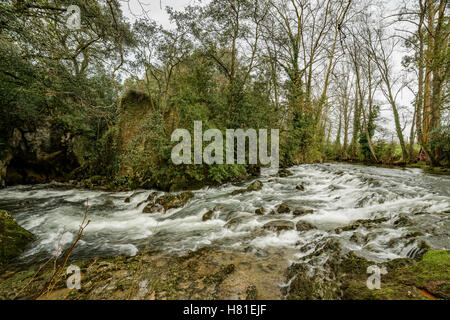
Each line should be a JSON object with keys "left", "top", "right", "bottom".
{"left": 263, "top": 220, "right": 295, "bottom": 232}
{"left": 155, "top": 191, "right": 194, "bottom": 212}
{"left": 231, "top": 180, "right": 263, "bottom": 195}
{"left": 277, "top": 203, "right": 291, "bottom": 214}
{"left": 0, "top": 209, "right": 35, "bottom": 265}
{"left": 202, "top": 210, "right": 214, "bottom": 221}
{"left": 295, "top": 221, "right": 316, "bottom": 231}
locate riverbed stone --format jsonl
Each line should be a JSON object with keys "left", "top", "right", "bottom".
{"left": 0, "top": 209, "right": 35, "bottom": 265}
{"left": 142, "top": 202, "right": 163, "bottom": 214}
{"left": 296, "top": 184, "right": 305, "bottom": 191}
{"left": 104, "top": 200, "right": 114, "bottom": 207}
{"left": 231, "top": 180, "right": 263, "bottom": 195}
{"left": 247, "top": 180, "right": 263, "bottom": 191}
{"left": 224, "top": 217, "right": 245, "bottom": 230}
{"left": 293, "top": 209, "right": 314, "bottom": 216}
{"left": 155, "top": 191, "right": 194, "bottom": 211}
{"left": 295, "top": 221, "right": 315, "bottom": 231}
{"left": 146, "top": 191, "right": 159, "bottom": 202}
{"left": 255, "top": 208, "right": 265, "bottom": 215}
{"left": 277, "top": 203, "right": 291, "bottom": 214}
{"left": 263, "top": 220, "right": 295, "bottom": 232}
{"left": 278, "top": 169, "right": 293, "bottom": 177}
{"left": 393, "top": 214, "right": 414, "bottom": 227}
{"left": 202, "top": 210, "right": 214, "bottom": 221}
{"left": 349, "top": 231, "right": 367, "bottom": 244}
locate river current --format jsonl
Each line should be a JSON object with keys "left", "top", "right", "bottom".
{"left": 1, "top": 163, "right": 449, "bottom": 266}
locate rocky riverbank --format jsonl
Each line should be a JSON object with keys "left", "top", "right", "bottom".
{"left": 0, "top": 244, "right": 448, "bottom": 300}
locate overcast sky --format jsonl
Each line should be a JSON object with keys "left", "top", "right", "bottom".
{"left": 120, "top": 0, "right": 416, "bottom": 141}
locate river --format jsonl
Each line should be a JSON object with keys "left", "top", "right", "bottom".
{"left": 1, "top": 163, "right": 449, "bottom": 268}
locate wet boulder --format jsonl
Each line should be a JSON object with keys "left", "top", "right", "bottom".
{"left": 263, "top": 220, "right": 295, "bottom": 232}
{"left": 224, "top": 217, "right": 246, "bottom": 230}
{"left": 202, "top": 210, "right": 214, "bottom": 221}
{"left": 142, "top": 202, "right": 163, "bottom": 214}
{"left": 349, "top": 232, "right": 367, "bottom": 244}
{"left": 247, "top": 180, "right": 263, "bottom": 191}
{"left": 104, "top": 200, "right": 114, "bottom": 207}
{"left": 393, "top": 215, "right": 414, "bottom": 227}
{"left": 296, "top": 184, "right": 305, "bottom": 191}
{"left": 277, "top": 203, "right": 291, "bottom": 214}
{"left": 278, "top": 168, "right": 293, "bottom": 177}
{"left": 255, "top": 208, "right": 265, "bottom": 215}
{"left": 146, "top": 191, "right": 159, "bottom": 202}
{"left": 295, "top": 221, "right": 316, "bottom": 231}
{"left": 231, "top": 180, "right": 263, "bottom": 195}
{"left": 155, "top": 191, "right": 194, "bottom": 212}
{"left": 293, "top": 209, "right": 314, "bottom": 216}
{"left": 0, "top": 209, "right": 35, "bottom": 265}
{"left": 124, "top": 191, "right": 140, "bottom": 203}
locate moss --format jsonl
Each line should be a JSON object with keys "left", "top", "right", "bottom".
{"left": 342, "top": 250, "right": 449, "bottom": 300}
{"left": 155, "top": 191, "right": 194, "bottom": 211}
{"left": 0, "top": 209, "right": 36, "bottom": 266}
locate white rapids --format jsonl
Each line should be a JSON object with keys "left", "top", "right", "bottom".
{"left": 0, "top": 163, "right": 449, "bottom": 266}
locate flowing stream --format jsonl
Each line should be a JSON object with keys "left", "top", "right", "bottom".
{"left": 1, "top": 163, "right": 449, "bottom": 267}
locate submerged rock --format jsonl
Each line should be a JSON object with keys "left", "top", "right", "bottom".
{"left": 142, "top": 202, "right": 163, "bottom": 214}
{"left": 155, "top": 191, "right": 194, "bottom": 212}
{"left": 202, "top": 210, "right": 214, "bottom": 221}
{"left": 276, "top": 203, "right": 291, "bottom": 214}
{"left": 255, "top": 208, "right": 265, "bottom": 215}
{"left": 0, "top": 209, "right": 35, "bottom": 265}
{"left": 295, "top": 221, "right": 316, "bottom": 231}
{"left": 278, "top": 169, "right": 293, "bottom": 177}
{"left": 146, "top": 191, "right": 159, "bottom": 202}
{"left": 247, "top": 180, "right": 263, "bottom": 191}
{"left": 263, "top": 220, "right": 295, "bottom": 232}
{"left": 337, "top": 217, "right": 389, "bottom": 232}
{"left": 103, "top": 200, "right": 114, "bottom": 207}
{"left": 394, "top": 214, "right": 414, "bottom": 227}
{"left": 293, "top": 209, "right": 314, "bottom": 216}
{"left": 231, "top": 180, "right": 263, "bottom": 195}
{"left": 296, "top": 184, "right": 305, "bottom": 191}
{"left": 349, "top": 232, "right": 367, "bottom": 244}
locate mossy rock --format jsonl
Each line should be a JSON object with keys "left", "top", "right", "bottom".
{"left": 155, "top": 191, "right": 195, "bottom": 211}
{"left": 247, "top": 180, "right": 263, "bottom": 191}
{"left": 276, "top": 202, "right": 291, "bottom": 214}
{"left": 255, "top": 207, "right": 265, "bottom": 215}
{"left": 295, "top": 221, "right": 315, "bottom": 232}
{"left": 342, "top": 250, "right": 450, "bottom": 300}
{"left": 0, "top": 209, "right": 36, "bottom": 265}
{"left": 231, "top": 180, "right": 263, "bottom": 195}
{"left": 278, "top": 169, "right": 293, "bottom": 177}
{"left": 263, "top": 220, "right": 295, "bottom": 232}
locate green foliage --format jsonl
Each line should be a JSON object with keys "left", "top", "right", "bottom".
{"left": 359, "top": 105, "right": 380, "bottom": 162}
{"left": 428, "top": 125, "right": 450, "bottom": 166}
{"left": 373, "top": 140, "right": 399, "bottom": 165}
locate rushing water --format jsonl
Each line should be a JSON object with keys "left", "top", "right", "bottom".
{"left": 1, "top": 163, "right": 449, "bottom": 266}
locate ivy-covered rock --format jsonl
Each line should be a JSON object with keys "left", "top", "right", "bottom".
{"left": 0, "top": 209, "right": 35, "bottom": 265}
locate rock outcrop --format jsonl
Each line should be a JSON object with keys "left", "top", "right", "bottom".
{"left": 0, "top": 209, "right": 35, "bottom": 265}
